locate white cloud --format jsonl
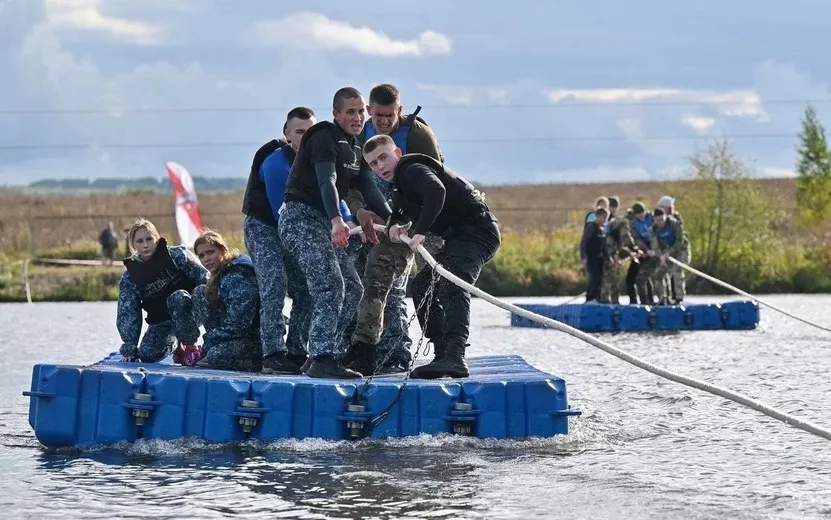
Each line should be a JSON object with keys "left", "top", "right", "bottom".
{"left": 44, "top": 0, "right": 163, "bottom": 45}
{"left": 415, "top": 83, "right": 518, "bottom": 106}
{"left": 541, "top": 87, "right": 767, "bottom": 120}
{"left": 246, "top": 12, "right": 452, "bottom": 57}
{"left": 681, "top": 114, "right": 716, "bottom": 133}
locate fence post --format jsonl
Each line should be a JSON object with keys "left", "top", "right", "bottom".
{"left": 28, "top": 220, "right": 36, "bottom": 256}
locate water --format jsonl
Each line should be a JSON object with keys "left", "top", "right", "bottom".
{"left": 1, "top": 296, "right": 830, "bottom": 519}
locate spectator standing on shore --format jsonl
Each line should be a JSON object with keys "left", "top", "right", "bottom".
{"left": 99, "top": 222, "right": 119, "bottom": 264}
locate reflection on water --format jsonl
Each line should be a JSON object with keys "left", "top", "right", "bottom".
{"left": 1, "top": 298, "right": 831, "bottom": 519}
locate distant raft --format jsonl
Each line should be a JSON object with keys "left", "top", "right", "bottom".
{"left": 24, "top": 354, "right": 581, "bottom": 449}
{"left": 510, "top": 301, "right": 760, "bottom": 332}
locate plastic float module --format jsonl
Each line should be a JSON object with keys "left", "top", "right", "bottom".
{"left": 510, "top": 301, "right": 760, "bottom": 332}
{"left": 23, "top": 354, "right": 581, "bottom": 449}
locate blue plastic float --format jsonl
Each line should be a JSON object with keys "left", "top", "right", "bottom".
{"left": 510, "top": 301, "right": 760, "bottom": 332}
{"left": 24, "top": 354, "right": 581, "bottom": 449}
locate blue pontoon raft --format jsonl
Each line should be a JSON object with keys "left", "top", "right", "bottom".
{"left": 24, "top": 353, "right": 581, "bottom": 449}
{"left": 511, "top": 300, "right": 760, "bottom": 333}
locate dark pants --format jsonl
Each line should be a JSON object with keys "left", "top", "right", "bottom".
{"left": 410, "top": 217, "right": 501, "bottom": 344}
{"left": 585, "top": 257, "right": 605, "bottom": 302}
{"left": 626, "top": 260, "right": 655, "bottom": 304}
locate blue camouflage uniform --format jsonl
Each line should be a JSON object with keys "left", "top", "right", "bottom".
{"left": 242, "top": 139, "right": 354, "bottom": 360}
{"left": 191, "top": 254, "right": 262, "bottom": 371}
{"left": 280, "top": 120, "right": 390, "bottom": 366}
{"left": 117, "top": 240, "right": 208, "bottom": 362}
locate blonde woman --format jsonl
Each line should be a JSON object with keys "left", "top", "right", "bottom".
{"left": 117, "top": 219, "right": 208, "bottom": 362}
{"left": 191, "top": 230, "right": 262, "bottom": 371}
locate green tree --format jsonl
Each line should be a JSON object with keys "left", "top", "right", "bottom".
{"left": 796, "top": 105, "right": 831, "bottom": 225}
{"left": 679, "top": 141, "right": 789, "bottom": 291}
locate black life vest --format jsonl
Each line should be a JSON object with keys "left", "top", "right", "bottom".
{"left": 585, "top": 222, "right": 607, "bottom": 258}
{"left": 284, "top": 121, "right": 362, "bottom": 212}
{"left": 391, "top": 153, "right": 490, "bottom": 236}
{"left": 123, "top": 238, "right": 197, "bottom": 325}
{"left": 241, "top": 138, "right": 292, "bottom": 226}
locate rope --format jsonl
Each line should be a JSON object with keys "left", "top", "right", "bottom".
{"left": 354, "top": 224, "right": 831, "bottom": 442}
{"left": 667, "top": 257, "right": 831, "bottom": 334}
{"left": 563, "top": 292, "right": 586, "bottom": 304}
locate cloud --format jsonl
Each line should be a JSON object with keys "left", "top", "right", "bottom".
{"left": 245, "top": 12, "right": 452, "bottom": 57}
{"left": 681, "top": 114, "right": 716, "bottom": 133}
{"left": 416, "top": 83, "right": 512, "bottom": 106}
{"left": 43, "top": 0, "right": 163, "bottom": 45}
{"left": 541, "top": 87, "right": 767, "bottom": 120}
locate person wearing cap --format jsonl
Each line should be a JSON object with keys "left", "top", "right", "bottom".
{"left": 623, "top": 207, "right": 643, "bottom": 304}
{"left": 630, "top": 202, "right": 657, "bottom": 305}
{"left": 600, "top": 196, "right": 636, "bottom": 304}
{"left": 657, "top": 195, "right": 687, "bottom": 302}
{"left": 648, "top": 207, "right": 690, "bottom": 305}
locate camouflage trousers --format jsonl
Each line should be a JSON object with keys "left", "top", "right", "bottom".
{"left": 351, "top": 232, "right": 414, "bottom": 365}
{"left": 125, "top": 289, "right": 201, "bottom": 362}
{"left": 634, "top": 256, "right": 660, "bottom": 305}
{"left": 600, "top": 258, "right": 627, "bottom": 304}
{"left": 243, "top": 215, "right": 287, "bottom": 357}
{"left": 278, "top": 202, "right": 363, "bottom": 359}
{"left": 651, "top": 248, "right": 690, "bottom": 302}
{"left": 284, "top": 249, "right": 311, "bottom": 357}
{"left": 189, "top": 285, "right": 262, "bottom": 372}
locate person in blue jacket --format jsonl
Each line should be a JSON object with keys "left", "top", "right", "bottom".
{"left": 117, "top": 218, "right": 208, "bottom": 363}
{"left": 241, "top": 107, "right": 355, "bottom": 374}
{"left": 191, "top": 230, "right": 263, "bottom": 371}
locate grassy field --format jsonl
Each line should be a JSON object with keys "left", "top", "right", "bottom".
{"left": 0, "top": 177, "right": 799, "bottom": 253}
{"left": 0, "top": 176, "right": 816, "bottom": 302}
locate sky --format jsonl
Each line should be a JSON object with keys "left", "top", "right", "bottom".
{"left": 1, "top": 0, "right": 830, "bottom": 186}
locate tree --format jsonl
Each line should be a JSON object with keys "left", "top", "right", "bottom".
{"left": 679, "top": 141, "right": 788, "bottom": 290}
{"left": 796, "top": 105, "right": 831, "bottom": 226}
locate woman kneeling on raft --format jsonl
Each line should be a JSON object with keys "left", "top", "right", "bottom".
{"left": 117, "top": 219, "right": 208, "bottom": 363}
{"left": 191, "top": 231, "right": 263, "bottom": 371}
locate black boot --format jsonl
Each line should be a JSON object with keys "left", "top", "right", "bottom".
{"left": 410, "top": 338, "right": 468, "bottom": 379}
{"left": 262, "top": 351, "right": 303, "bottom": 374}
{"left": 346, "top": 341, "right": 377, "bottom": 376}
{"left": 305, "top": 355, "right": 362, "bottom": 379}
{"left": 300, "top": 358, "right": 312, "bottom": 374}
{"left": 287, "top": 352, "right": 308, "bottom": 368}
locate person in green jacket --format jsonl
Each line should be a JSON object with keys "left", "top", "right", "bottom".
{"left": 648, "top": 208, "right": 690, "bottom": 305}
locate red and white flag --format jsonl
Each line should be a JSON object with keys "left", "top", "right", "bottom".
{"left": 164, "top": 161, "right": 203, "bottom": 248}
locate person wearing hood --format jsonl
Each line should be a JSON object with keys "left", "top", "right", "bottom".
{"left": 190, "top": 230, "right": 263, "bottom": 371}
{"left": 117, "top": 218, "right": 208, "bottom": 363}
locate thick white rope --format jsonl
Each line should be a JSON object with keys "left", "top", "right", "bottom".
{"left": 667, "top": 257, "right": 831, "bottom": 334}
{"left": 350, "top": 224, "right": 831, "bottom": 441}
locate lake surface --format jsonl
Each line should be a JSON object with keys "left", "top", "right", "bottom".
{"left": 1, "top": 295, "right": 830, "bottom": 519}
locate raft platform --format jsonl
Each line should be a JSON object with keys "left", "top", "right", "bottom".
{"left": 24, "top": 354, "right": 580, "bottom": 449}
{"left": 511, "top": 300, "right": 760, "bottom": 332}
